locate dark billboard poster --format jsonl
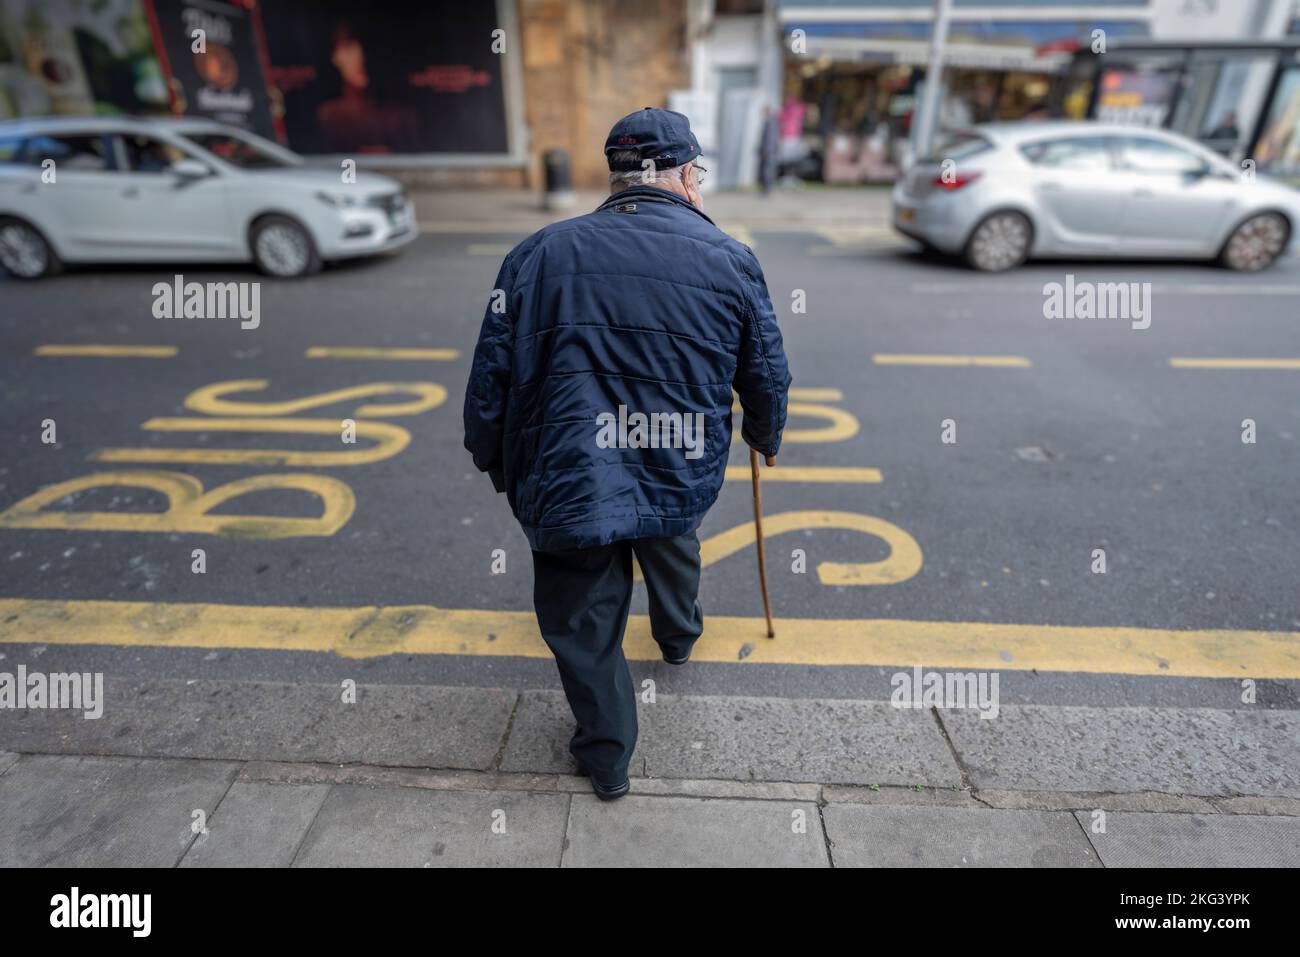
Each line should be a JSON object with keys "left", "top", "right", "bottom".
{"left": 144, "top": 0, "right": 277, "bottom": 137}
{"left": 259, "top": 0, "right": 509, "bottom": 155}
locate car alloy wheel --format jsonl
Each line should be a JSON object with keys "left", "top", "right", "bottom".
{"left": 0, "top": 221, "right": 50, "bottom": 278}
{"left": 253, "top": 220, "right": 314, "bottom": 277}
{"left": 1222, "top": 213, "right": 1289, "bottom": 272}
{"left": 967, "top": 211, "right": 1031, "bottom": 272}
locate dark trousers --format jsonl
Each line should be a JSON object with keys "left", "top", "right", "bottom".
{"left": 530, "top": 532, "right": 703, "bottom": 784}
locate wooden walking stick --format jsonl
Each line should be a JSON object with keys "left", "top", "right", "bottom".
{"left": 749, "top": 447, "right": 775, "bottom": 638}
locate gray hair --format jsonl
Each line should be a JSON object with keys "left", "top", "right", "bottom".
{"left": 608, "top": 148, "right": 688, "bottom": 193}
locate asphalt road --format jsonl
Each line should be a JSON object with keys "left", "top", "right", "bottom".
{"left": 2, "top": 226, "right": 1298, "bottom": 708}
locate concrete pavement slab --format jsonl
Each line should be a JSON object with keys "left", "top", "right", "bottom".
{"left": 291, "top": 784, "right": 569, "bottom": 867}
{"left": 562, "top": 794, "right": 829, "bottom": 867}
{"left": 0, "top": 677, "right": 516, "bottom": 770}
{"left": 1078, "top": 811, "right": 1300, "bottom": 867}
{"left": 0, "top": 751, "right": 17, "bottom": 776}
{"left": 822, "top": 784, "right": 978, "bottom": 808}
{"left": 943, "top": 705, "right": 1300, "bottom": 797}
{"left": 500, "top": 689, "right": 960, "bottom": 786}
{"left": 179, "top": 781, "right": 331, "bottom": 868}
{"left": 1211, "top": 795, "right": 1300, "bottom": 817}
{"left": 0, "top": 754, "right": 237, "bottom": 867}
{"left": 977, "top": 789, "right": 1217, "bottom": 814}
{"left": 825, "top": 805, "right": 1101, "bottom": 867}
{"left": 238, "top": 760, "right": 561, "bottom": 794}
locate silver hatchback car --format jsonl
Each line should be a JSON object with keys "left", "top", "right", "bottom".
{"left": 892, "top": 121, "right": 1300, "bottom": 272}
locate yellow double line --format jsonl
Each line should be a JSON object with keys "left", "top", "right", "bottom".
{"left": 1, "top": 598, "right": 1296, "bottom": 678}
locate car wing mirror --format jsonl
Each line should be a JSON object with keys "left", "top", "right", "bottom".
{"left": 170, "top": 159, "right": 211, "bottom": 180}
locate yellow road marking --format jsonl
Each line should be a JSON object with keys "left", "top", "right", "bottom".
{"left": 873, "top": 354, "right": 1032, "bottom": 368}
{"left": 184, "top": 380, "right": 445, "bottom": 417}
{"left": 2, "top": 598, "right": 1296, "bottom": 677}
{"left": 35, "top": 345, "right": 177, "bottom": 358}
{"left": 789, "top": 387, "right": 843, "bottom": 401}
{"left": 723, "top": 466, "right": 882, "bottom": 483}
{"left": 0, "top": 471, "right": 353, "bottom": 538}
{"left": 306, "top": 347, "right": 459, "bottom": 361}
{"left": 739, "top": 388, "right": 858, "bottom": 443}
{"left": 1170, "top": 358, "right": 1300, "bottom": 370}
{"left": 91, "top": 417, "right": 410, "bottom": 467}
{"left": 698, "top": 510, "right": 922, "bottom": 586}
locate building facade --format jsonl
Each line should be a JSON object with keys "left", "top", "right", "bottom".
{"left": 1, "top": 0, "right": 1297, "bottom": 189}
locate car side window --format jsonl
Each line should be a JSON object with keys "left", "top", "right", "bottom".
{"left": 1117, "top": 137, "right": 1205, "bottom": 176}
{"left": 20, "top": 134, "right": 112, "bottom": 171}
{"left": 0, "top": 135, "right": 24, "bottom": 164}
{"left": 1019, "top": 136, "right": 1111, "bottom": 172}
{"left": 120, "top": 134, "right": 190, "bottom": 173}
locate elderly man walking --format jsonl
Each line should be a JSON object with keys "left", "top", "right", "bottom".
{"left": 464, "top": 108, "right": 791, "bottom": 801}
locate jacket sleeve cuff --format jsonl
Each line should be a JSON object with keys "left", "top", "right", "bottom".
{"left": 488, "top": 466, "right": 506, "bottom": 493}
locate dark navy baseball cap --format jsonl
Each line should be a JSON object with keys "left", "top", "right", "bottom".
{"left": 604, "top": 107, "right": 702, "bottom": 171}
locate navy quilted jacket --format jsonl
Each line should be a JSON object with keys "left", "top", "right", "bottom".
{"left": 463, "top": 185, "right": 791, "bottom": 551}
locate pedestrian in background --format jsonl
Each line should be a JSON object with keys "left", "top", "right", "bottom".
{"left": 758, "top": 105, "right": 779, "bottom": 195}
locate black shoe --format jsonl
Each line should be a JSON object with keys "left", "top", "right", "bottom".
{"left": 590, "top": 777, "right": 630, "bottom": 801}
{"left": 574, "top": 760, "right": 630, "bottom": 801}
{"left": 662, "top": 650, "right": 691, "bottom": 665}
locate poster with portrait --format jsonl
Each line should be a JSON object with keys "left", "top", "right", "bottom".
{"left": 258, "top": 0, "right": 509, "bottom": 155}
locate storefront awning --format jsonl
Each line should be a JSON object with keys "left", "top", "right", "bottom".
{"left": 785, "top": 19, "right": 1151, "bottom": 74}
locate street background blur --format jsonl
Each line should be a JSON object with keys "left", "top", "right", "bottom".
{"left": 1, "top": 0, "right": 1299, "bottom": 870}
{"left": 5, "top": 0, "right": 1300, "bottom": 190}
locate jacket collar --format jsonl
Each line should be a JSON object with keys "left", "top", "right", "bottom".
{"left": 596, "top": 185, "right": 717, "bottom": 226}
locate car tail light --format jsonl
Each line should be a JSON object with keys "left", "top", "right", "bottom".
{"left": 931, "top": 172, "right": 982, "bottom": 191}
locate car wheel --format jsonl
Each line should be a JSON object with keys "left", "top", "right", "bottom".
{"left": 1219, "top": 212, "right": 1290, "bottom": 272}
{"left": 964, "top": 210, "right": 1032, "bottom": 272}
{"left": 0, "top": 217, "right": 61, "bottom": 279}
{"left": 250, "top": 215, "right": 321, "bottom": 278}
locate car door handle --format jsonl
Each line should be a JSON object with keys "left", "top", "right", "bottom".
{"left": 122, "top": 186, "right": 140, "bottom": 198}
{"left": 1040, "top": 181, "right": 1063, "bottom": 191}
{"left": 1132, "top": 188, "right": 1155, "bottom": 197}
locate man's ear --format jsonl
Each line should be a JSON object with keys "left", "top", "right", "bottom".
{"left": 683, "top": 162, "right": 703, "bottom": 209}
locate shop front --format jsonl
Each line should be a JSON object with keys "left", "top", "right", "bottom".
{"left": 0, "top": 0, "right": 527, "bottom": 173}
{"left": 1069, "top": 37, "right": 1300, "bottom": 178}
{"left": 777, "top": 7, "right": 1151, "bottom": 183}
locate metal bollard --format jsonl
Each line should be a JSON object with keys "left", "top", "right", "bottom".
{"left": 542, "top": 148, "right": 576, "bottom": 211}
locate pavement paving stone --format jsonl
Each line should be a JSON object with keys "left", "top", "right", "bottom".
{"left": 0, "top": 754, "right": 237, "bottom": 867}
{"left": 825, "top": 804, "right": 1101, "bottom": 868}
{"left": 562, "top": 794, "right": 829, "bottom": 867}
{"left": 290, "top": 783, "right": 570, "bottom": 867}
{"left": 1077, "top": 811, "right": 1300, "bottom": 867}
{"left": 179, "top": 781, "right": 330, "bottom": 868}
{"left": 501, "top": 689, "right": 961, "bottom": 786}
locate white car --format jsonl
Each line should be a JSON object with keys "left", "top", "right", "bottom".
{"left": 0, "top": 116, "right": 417, "bottom": 278}
{"left": 892, "top": 121, "right": 1300, "bottom": 272}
